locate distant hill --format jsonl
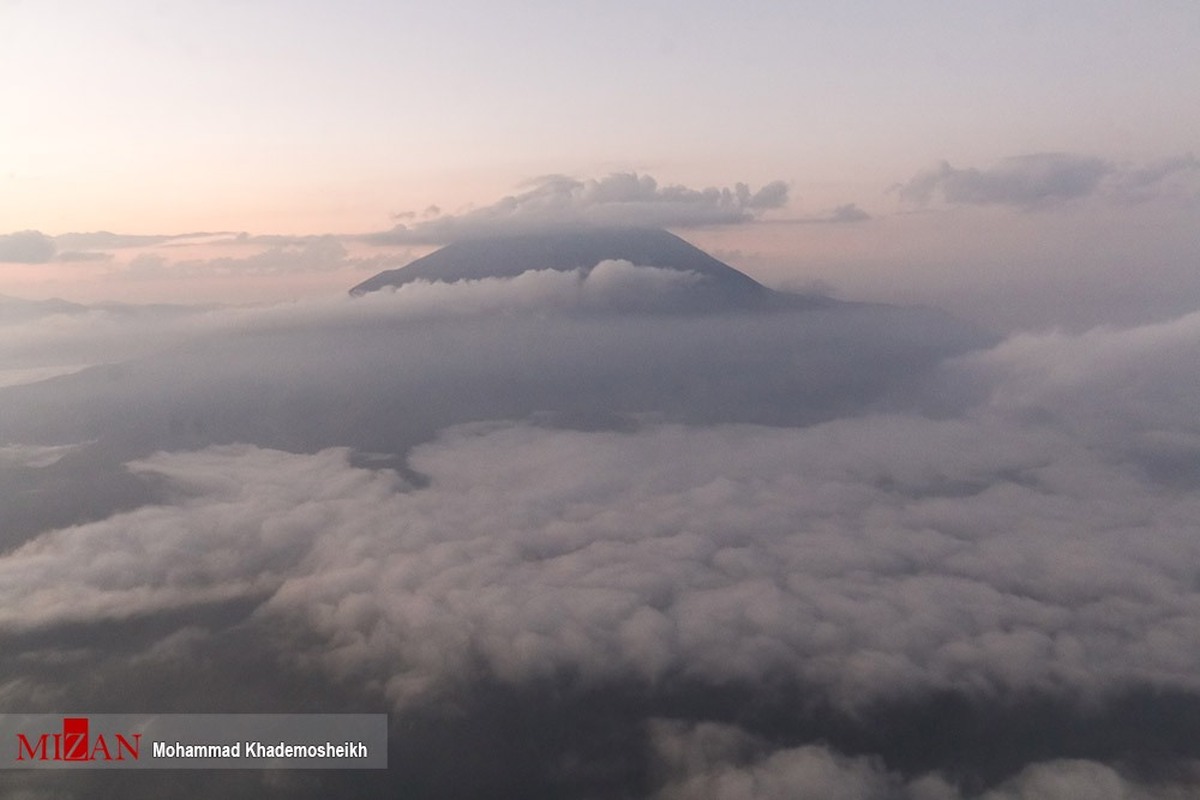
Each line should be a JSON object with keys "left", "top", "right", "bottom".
{"left": 350, "top": 227, "right": 823, "bottom": 310}
{"left": 0, "top": 294, "right": 87, "bottom": 321}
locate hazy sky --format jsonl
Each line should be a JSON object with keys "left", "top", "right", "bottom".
{"left": 2, "top": 1, "right": 1199, "bottom": 322}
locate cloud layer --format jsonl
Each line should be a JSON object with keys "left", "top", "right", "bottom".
{"left": 0, "top": 230, "right": 56, "bottom": 264}
{"left": 7, "top": 300, "right": 1193, "bottom": 710}
{"left": 365, "top": 173, "right": 791, "bottom": 244}
{"left": 650, "top": 722, "right": 1200, "bottom": 800}
{"left": 124, "top": 236, "right": 389, "bottom": 280}
{"left": 35, "top": 403, "right": 1187, "bottom": 713}
{"left": 1, "top": 263, "right": 1199, "bottom": 796}
{"left": 0, "top": 230, "right": 230, "bottom": 265}
{"left": 897, "top": 153, "right": 1199, "bottom": 208}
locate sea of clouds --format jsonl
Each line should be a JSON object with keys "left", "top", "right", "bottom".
{"left": 1, "top": 263, "right": 1198, "bottom": 798}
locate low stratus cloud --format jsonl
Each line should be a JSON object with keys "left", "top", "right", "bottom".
{"left": 1109, "top": 153, "right": 1200, "bottom": 203}
{"left": 0, "top": 262, "right": 727, "bottom": 382}
{"left": 0, "top": 298, "right": 216, "bottom": 380}
{"left": 107, "top": 406, "right": 1188, "bottom": 709}
{"left": 363, "top": 173, "right": 791, "bottom": 244}
{"left": 0, "top": 230, "right": 239, "bottom": 265}
{"left": 769, "top": 202, "right": 871, "bottom": 225}
{"left": 1, "top": 265, "right": 1199, "bottom": 796}
{"left": 896, "top": 152, "right": 1199, "bottom": 208}
{"left": 125, "top": 236, "right": 390, "bottom": 279}
{"left": 8, "top": 299, "right": 1186, "bottom": 709}
{"left": 53, "top": 250, "right": 113, "bottom": 262}
{"left": 650, "top": 722, "right": 1199, "bottom": 800}
{"left": 52, "top": 231, "right": 225, "bottom": 250}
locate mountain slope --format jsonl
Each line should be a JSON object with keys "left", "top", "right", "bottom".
{"left": 350, "top": 227, "right": 810, "bottom": 309}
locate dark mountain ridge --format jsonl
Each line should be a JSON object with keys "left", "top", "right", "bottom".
{"left": 350, "top": 227, "right": 824, "bottom": 310}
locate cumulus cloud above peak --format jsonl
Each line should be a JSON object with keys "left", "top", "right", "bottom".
{"left": 364, "top": 172, "right": 791, "bottom": 244}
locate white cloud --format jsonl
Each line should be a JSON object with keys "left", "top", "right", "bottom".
{"left": 4, "top": 308, "right": 1199, "bottom": 713}
{"left": 955, "top": 308, "right": 1200, "bottom": 461}
{"left": 895, "top": 153, "right": 1199, "bottom": 209}
{"left": 0, "top": 442, "right": 85, "bottom": 468}
{"left": 364, "top": 173, "right": 791, "bottom": 244}
{"left": 0, "top": 260, "right": 851, "bottom": 385}
{"left": 651, "top": 722, "right": 900, "bottom": 800}
{"left": 0, "top": 231, "right": 55, "bottom": 263}
{"left": 3, "top": 278, "right": 1200, "bottom": 795}
{"left": 124, "top": 236, "right": 387, "bottom": 279}
{"left": 261, "top": 414, "right": 1200, "bottom": 708}
{"left": 346, "top": 259, "right": 704, "bottom": 317}
{"left": 649, "top": 722, "right": 1198, "bottom": 800}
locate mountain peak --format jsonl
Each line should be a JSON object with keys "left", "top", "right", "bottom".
{"left": 349, "top": 227, "right": 811, "bottom": 310}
